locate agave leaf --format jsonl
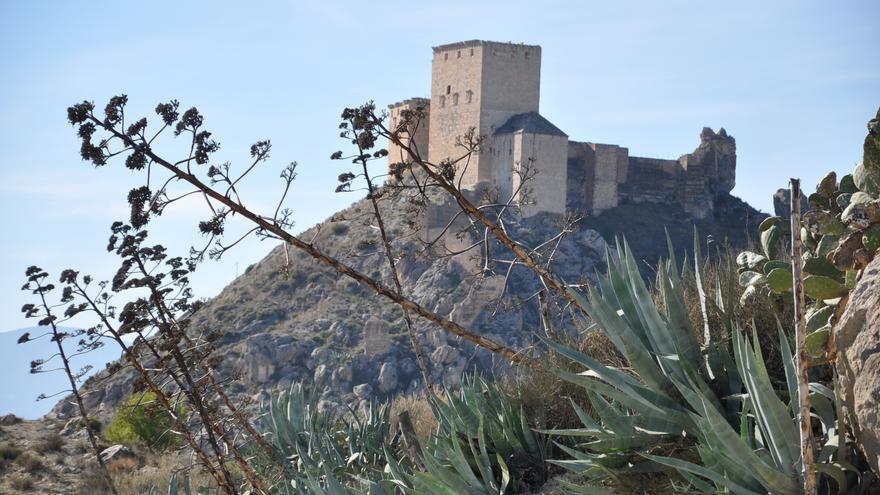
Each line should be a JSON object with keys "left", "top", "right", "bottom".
{"left": 642, "top": 454, "right": 764, "bottom": 495}
{"left": 814, "top": 463, "right": 850, "bottom": 494}
{"left": 665, "top": 228, "right": 680, "bottom": 281}
{"left": 692, "top": 227, "right": 711, "bottom": 354}
{"left": 777, "top": 322, "right": 799, "bottom": 418}
{"left": 734, "top": 329, "right": 800, "bottom": 474}
{"left": 551, "top": 368, "right": 691, "bottom": 430}
{"left": 540, "top": 322, "right": 669, "bottom": 401}
{"left": 558, "top": 480, "right": 620, "bottom": 495}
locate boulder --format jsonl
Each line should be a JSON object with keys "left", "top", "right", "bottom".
{"left": 100, "top": 444, "right": 135, "bottom": 464}
{"left": 317, "top": 399, "right": 339, "bottom": 413}
{"left": 773, "top": 188, "right": 809, "bottom": 218}
{"left": 835, "top": 255, "right": 880, "bottom": 473}
{"left": 334, "top": 363, "right": 353, "bottom": 383}
{"left": 377, "top": 362, "right": 399, "bottom": 393}
{"left": 60, "top": 417, "right": 81, "bottom": 435}
{"left": 430, "top": 344, "right": 460, "bottom": 365}
{"left": 313, "top": 364, "right": 330, "bottom": 385}
{"left": 353, "top": 383, "right": 373, "bottom": 399}
{"left": 0, "top": 413, "right": 21, "bottom": 425}
{"left": 309, "top": 347, "right": 331, "bottom": 369}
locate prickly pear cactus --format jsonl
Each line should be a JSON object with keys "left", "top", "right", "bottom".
{"left": 736, "top": 107, "right": 880, "bottom": 363}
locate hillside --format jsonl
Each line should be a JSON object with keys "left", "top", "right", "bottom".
{"left": 48, "top": 187, "right": 765, "bottom": 420}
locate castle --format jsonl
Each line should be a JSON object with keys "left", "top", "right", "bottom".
{"left": 387, "top": 40, "right": 736, "bottom": 219}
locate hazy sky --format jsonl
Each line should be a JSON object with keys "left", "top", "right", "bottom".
{"left": 1, "top": 1, "right": 877, "bottom": 332}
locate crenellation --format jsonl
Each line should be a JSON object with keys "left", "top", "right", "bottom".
{"left": 389, "top": 40, "right": 737, "bottom": 220}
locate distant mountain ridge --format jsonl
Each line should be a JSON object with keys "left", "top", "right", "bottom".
{"left": 0, "top": 327, "right": 119, "bottom": 419}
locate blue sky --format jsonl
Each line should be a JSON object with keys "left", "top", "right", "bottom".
{"left": 1, "top": 1, "right": 877, "bottom": 332}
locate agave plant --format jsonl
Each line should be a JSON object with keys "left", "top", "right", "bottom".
{"left": 542, "top": 236, "right": 857, "bottom": 493}
{"left": 258, "top": 382, "right": 404, "bottom": 494}
{"left": 404, "top": 375, "right": 548, "bottom": 494}
{"left": 253, "top": 376, "right": 547, "bottom": 495}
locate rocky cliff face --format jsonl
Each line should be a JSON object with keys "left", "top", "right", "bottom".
{"left": 836, "top": 222, "right": 880, "bottom": 474}
{"left": 50, "top": 187, "right": 764, "bottom": 419}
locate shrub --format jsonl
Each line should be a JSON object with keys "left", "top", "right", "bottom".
{"left": 331, "top": 222, "right": 349, "bottom": 236}
{"left": 9, "top": 474, "right": 34, "bottom": 491}
{"left": 36, "top": 433, "right": 64, "bottom": 453}
{"left": 16, "top": 452, "right": 43, "bottom": 474}
{"left": 105, "top": 391, "right": 188, "bottom": 451}
{"left": 0, "top": 443, "right": 21, "bottom": 460}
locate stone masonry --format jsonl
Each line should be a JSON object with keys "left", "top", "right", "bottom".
{"left": 388, "top": 40, "right": 736, "bottom": 219}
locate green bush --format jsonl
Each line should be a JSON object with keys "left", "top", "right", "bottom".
{"left": 105, "top": 391, "right": 188, "bottom": 451}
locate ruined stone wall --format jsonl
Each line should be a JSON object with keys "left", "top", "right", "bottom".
{"left": 567, "top": 142, "right": 595, "bottom": 212}
{"left": 618, "top": 157, "right": 681, "bottom": 205}
{"left": 387, "top": 98, "right": 430, "bottom": 179}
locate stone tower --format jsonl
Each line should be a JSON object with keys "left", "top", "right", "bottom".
{"left": 387, "top": 98, "right": 430, "bottom": 175}
{"left": 428, "top": 41, "right": 542, "bottom": 187}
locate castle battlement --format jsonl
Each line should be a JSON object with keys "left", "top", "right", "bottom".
{"left": 388, "top": 40, "right": 736, "bottom": 219}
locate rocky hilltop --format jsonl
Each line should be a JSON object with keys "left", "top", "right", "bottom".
{"left": 50, "top": 187, "right": 765, "bottom": 419}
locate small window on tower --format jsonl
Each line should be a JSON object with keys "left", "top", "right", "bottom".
{"left": 446, "top": 85, "right": 451, "bottom": 95}
{"left": 466, "top": 90, "right": 473, "bottom": 103}
{"left": 439, "top": 95, "right": 446, "bottom": 108}
{"left": 452, "top": 93, "right": 459, "bottom": 106}
{"left": 470, "top": 48, "right": 474, "bottom": 56}
{"left": 457, "top": 50, "right": 461, "bottom": 58}
{"left": 525, "top": 50, "right": 529, "bottom": 59}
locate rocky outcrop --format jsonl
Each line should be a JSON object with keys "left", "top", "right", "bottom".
{"left": 772, "top": 188, "right": 809, "bottom": 218}
{"left": 835, "top": 255, "right": 880, "bottom": 474}
{"left": 100, "top": 444, "right": 136, "bottom": 464}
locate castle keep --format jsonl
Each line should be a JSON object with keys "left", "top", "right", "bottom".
{"left": 387, "top": 40, "right": 736, "bottom": 219}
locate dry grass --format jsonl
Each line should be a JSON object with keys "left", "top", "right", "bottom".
{"left": 672, "top": 248, "right": 794, "bottom": 382}
{"left": 113, "top": 454, "right": 218, "bottom": 495}
{"left": 389, "top": 394, "right": 437, "bottom": 439}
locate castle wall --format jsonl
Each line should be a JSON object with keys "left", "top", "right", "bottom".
{"left": 390, "top": 40, "right": 738, "bottom": 221}
{"left": 489, "top": 132, "right": 516, "bottom": 200}
{"left": 387, "top": 98, "right": 430, "bottom": 179}
{"left": 590, "top": 143, "right": 627, "bottom": 212}
{"left": 514, "top": 132, "right": 568, "bottom": 215}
